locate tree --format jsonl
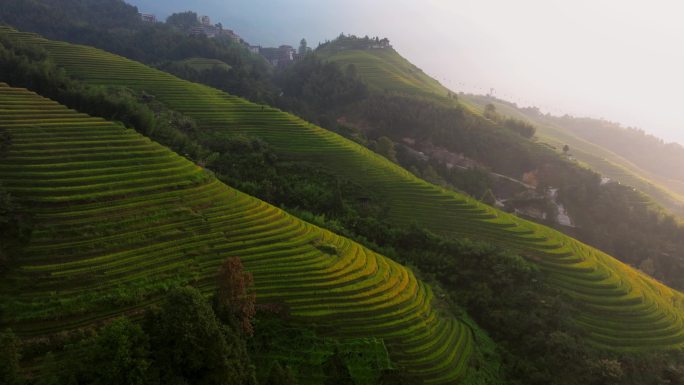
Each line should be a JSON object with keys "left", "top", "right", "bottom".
{"left": 503, "top": 118, "right": 536, "bottom": 138}
{"left": 375, "top": 136, "right": 397, "bottom": 163}
{"left": 589, "top": 359, "right": 623, "bottom": 385}
{"left": 422, "top": 165, "right": 444, "bottom": 185}
{"left": 0, "top": 329, "right": 22, "bottom": 385}
{"left": 85, "top": 318, "right": 151, "bottom": 385}
{"left": 57, "top": 318, "right": 151, "bottom": 385}
{"left": 166, "top": 11, "right": 200, "bottom": 32}
{"left": 484, "top": 103, "right": 499, "bottom": 121}
{"left": 274, "top": 54, "right": 368, "bottom": 115}
{"left": 265, "top": 362, "right": 297, "bottom": 385}
{"left": 216, "top": 257, "right": 256, "bottom": 336}
{"left": 146, "top": 286, "right": 255, "bottom": 385}
{"left": 298, "top": 39, "right": 308, "bottom": 55}
{"left": 481, "top": 189, "right": 497, "bottom": 206}
{"left": 323, "top": 349, "right": 354, "bottom": 385}
{"left": 563, "top": 144, "right": 570, "bottom": 154}
{"left": 34, "top": 353, "right": 60, "bottom": 385}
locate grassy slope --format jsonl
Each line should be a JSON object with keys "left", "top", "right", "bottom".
{"left": 317, "top": 47, "right": 453, "bottom": 101}
{"left": 0, "top": 82, "right": 473, "bottom": 384}
{"left": 3, "top": 28, "right": 684, "bottom": 352}
{"left": 461, "top": 94, "right": 684, "bottom": 218}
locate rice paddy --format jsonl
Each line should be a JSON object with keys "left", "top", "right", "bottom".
{"left": 3, "top": 26, "right": 684, "bottom": 355}
{"left": 0, "top": 83, "right": 472, "bottom": 384}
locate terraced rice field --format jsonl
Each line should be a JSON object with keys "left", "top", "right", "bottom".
{"left": 4, "top": 28, "right": 684, "bottom": 351}
{"left": 0, "top": 83, "right": 472, "bottom": 385}
{"left": 317, "top": 47, "right": 451, "bottom": 99}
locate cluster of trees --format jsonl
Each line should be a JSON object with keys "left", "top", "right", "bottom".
{"left": 161, "top": 59, "right": 275, "bottom": 105}
{"left": 503, "top": 117, "right": 537, "bottom": 138}
{"left": 166, "top": 11, "right": 203, "bottom": 32}
{"left": 274, "top": 55, "right": 368, "bottom": 127}
{"left": 53, "top": 286, "right": 257, "bottom": 385}
{"left": 355, "top": 93, "right": 547, "bottom": 177}
{"left": 207, "top": 135, "right": 350, "bottom": 218}
{"left": 317, "top": 34, "right": 391, "bottom": 51}
{"left": 0, "top": 0, "right": 140, "bottom": 33}
{"left": 249, "top": 314, "right": 398, "bottom": 385}
{"left": 484, "top": 103, "right": 537, "bottom": 138}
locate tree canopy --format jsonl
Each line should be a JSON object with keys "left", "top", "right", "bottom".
{"left": 145, "top": 286, "right": 256, "bottom": 385}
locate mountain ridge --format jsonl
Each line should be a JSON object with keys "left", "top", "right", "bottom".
{"left": 462, "top": 94, "right": 684, "bottom": 218}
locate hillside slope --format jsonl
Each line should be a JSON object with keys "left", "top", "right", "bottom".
{"left": 315, "top": 39, "right": 684, "bottom": 289}
{"left": 461, "top": 94, "right": 684, "bottom": 218}
{"left": 316, "top": 41, "right": 452, "bottom": 102}
{"left": 0, "top": 83, "right": 473, "bottom": 384}
{"left": 316, "top": 38, "right": 684, "bottom": 218}
{"left": 3, "top": 27, "right": 684, "bottom": 351}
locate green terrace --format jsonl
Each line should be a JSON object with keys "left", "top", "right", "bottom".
{"left": 316, "top": 47, "right": 452, "bottom": 100}
{"left": 0, "top": 84, "right": 471, "bottom": 385}
{"left": 3, "top": 27, "right": 684, "bottom": 352}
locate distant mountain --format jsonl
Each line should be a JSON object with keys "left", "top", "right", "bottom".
{"left": 462, "top": 94, "right": 684, "bottom": 218}
{"left": 544, "top": 114, "right": 684, "bottom": 195}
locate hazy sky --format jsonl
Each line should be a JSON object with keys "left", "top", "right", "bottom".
{"left": 130, "top": 0, "right": 684, "bottom": 144}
